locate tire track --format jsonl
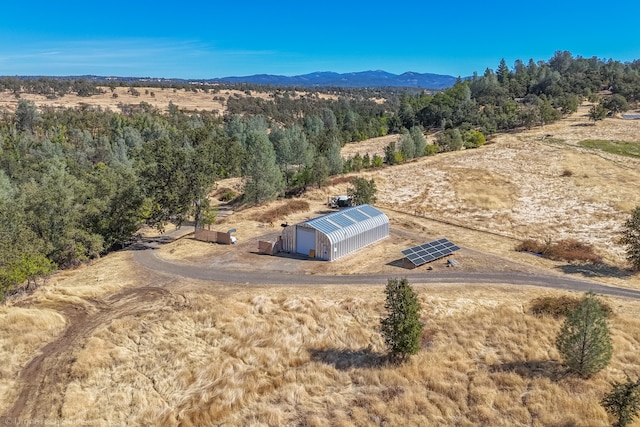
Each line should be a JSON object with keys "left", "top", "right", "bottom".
{"left": 1, "top": 285, "right": 181, "bottom": 422}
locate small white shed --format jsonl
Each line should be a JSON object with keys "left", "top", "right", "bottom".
{"left": 281, "top": 204, "right": 389, "bottom": 261}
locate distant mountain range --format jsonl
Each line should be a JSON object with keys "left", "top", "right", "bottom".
{"left": 208, "top": 71, "right": 459, "bottom": 89}
{"left": 10, "top": 70, "right": 459, "bottom": 89}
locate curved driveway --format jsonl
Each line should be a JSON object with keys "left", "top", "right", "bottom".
{"left": 133, "top": 246, "right": 640, "bottom": 300}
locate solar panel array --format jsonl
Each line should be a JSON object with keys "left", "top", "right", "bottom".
{"left": 401, "top": 238, "right": 460, "bottom": 266}
{"left": 622, "top": 114, "right": 640, "bottom": 119}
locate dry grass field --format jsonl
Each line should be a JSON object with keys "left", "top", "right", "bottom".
{"left": 0, "top": 86, "right": 338, "bottom": 114}
{"left": 2, "top": 104, "right": 640, "bottom": 426}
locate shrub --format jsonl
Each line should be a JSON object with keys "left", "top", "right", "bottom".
{"left": 328, "top": 176, "right": 354, "bottom": 185}
{"left": 462, "top": 129, "right": 486, "bottom": 149}
{"left": 424, "top": 144, "right": 440, "bottom": 156}
{"left": 218, "top": 189, "right": 237, "bottom": 202}
{"left": 530, "top": 295, "right": 613, "bottom": 318}
{"left": 253, "top": 200, "right": 310, "bottom": 224}
{"left": 515, "top": 238, "right": 602, "bottom": 264}
{"left": 515, "top": 239, "right": 545, "bottom": 254}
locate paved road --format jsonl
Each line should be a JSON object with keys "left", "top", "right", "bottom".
{"left": 132, "top": 242, "right": 640, "bottom": 300}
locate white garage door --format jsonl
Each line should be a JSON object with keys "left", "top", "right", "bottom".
{"left": 296, "top": 227, "right": 316, "bottom": 255}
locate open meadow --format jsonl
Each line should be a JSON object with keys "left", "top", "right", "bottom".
{"left": 2, "top": 102, "right": 640, "bottom": 426}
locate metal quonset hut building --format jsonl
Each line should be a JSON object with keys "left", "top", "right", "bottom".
{"left": 281, "top": 204, "right": 389, "bottom": 261}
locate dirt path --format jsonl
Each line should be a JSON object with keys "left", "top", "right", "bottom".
{"left": 0, "top": 282, "right": 183, "bottom": 423}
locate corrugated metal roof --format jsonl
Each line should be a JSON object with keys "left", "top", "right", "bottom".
{"left": 303, "top": 205, "right": 388, "bottom": 244}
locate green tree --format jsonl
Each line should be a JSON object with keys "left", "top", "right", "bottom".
{"left": 410, "top": 126, "right": 427, "bottom": 157}
{"left": 601, "top": 375, "right": 640, "bottom": 427}
{"left": 497, "top": 58, "right": 510, "bottom": 84}
{"left": 380, "top": 277, "right": 424, "bottom": 363}
{"left": 242, "top": 130, "right": 284, "bottom": 204}
{"left": 15, "top": 99, "right": 39, "bottom": 133}
{"left": 557, "top": 94, "right": 580, "bottom": 115}
{"left": 556, "top": 292, "right": 612, "bottom": 377}
{"left": 347, "top": 177, "right": 377, "bottom": 206}
{"left": 325, "top": 140, "right": 343, "bottom": 175}
{"left": 589, "top": 104, "right": 608, "bottom": 122}
{"left": 399, "top": 131, "right": 416, "bottom": 160}
{"left": 0, "top": 184, "right": 54, "bottom": 299}
{"left": 621, "top": 206, "right": 640, "bottom": 271}
{"left": 311, "top": 155, "right": 329, "bottom": 188}
{"left": 136, "top": 137, "right": 191, "bottom": 228}
{"left": 384, "top": 141, "right": 397, "bottom": 165}
{"left": 435, "top": 128, "right": 463, "bottom": 152}
{"left": 603, "top": 94, "right": 629, "bottom": 116}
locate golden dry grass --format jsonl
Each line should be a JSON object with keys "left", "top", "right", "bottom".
{"left": 7, "top": 276, "right": 640, "bottom": 426}
{"left": 0, "top": 86, "right": 339, "bottom": 115}
{"left": 366, "top": 109, "right": 640, "bottom": 267}
{"left": 0, "top": 307, "right": 66, "bottom": 411}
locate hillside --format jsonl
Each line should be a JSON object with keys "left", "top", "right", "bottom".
{"left": 2, "top": 108, "right": 640, "bottom": 426}
{"left": 0, "top": 86, "right": 289, "bottom": 115}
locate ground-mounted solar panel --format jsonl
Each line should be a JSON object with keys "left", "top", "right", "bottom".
{"left": 401, "top": 238, "right": 460, "bottom": 266}
{"left": 622, "top": 114, "right": 640, "bottom": 119}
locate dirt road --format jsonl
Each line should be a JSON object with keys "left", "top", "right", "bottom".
{"left": 133, "top": 232, "right": 640, "bottom": 300}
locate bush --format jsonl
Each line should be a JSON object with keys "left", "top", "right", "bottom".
{"left": 218, "top": 188, "right": 237, "bottom": 202}
{"left": 462, "top": 129, "right": 486, "bottom": 149}
{"left": 516, "top": 238, "right": 602, "bottom": 264}
{"left": 328, "top": 176, "right": 354, "bottom": 186}
{"left": 253, "top": 200, "right": 310, "bottom": 223}
{"left": 530, "top": 295, "right": 613, "bottom": 318}
{"left": 424, "top": 144, "right": 440, "bottom": 156}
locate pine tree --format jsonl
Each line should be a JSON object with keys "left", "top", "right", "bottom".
{"left": 621, "top": 206, "right": 640, "bottom": 271}
{"left": 555, "top": 292, "right": 612, "bottom": 377}
{"left": 601, "top": 375, "right": 640, "bottom": 427}
{"left": 380, "top": 278, "right": 424, "bottom": 363}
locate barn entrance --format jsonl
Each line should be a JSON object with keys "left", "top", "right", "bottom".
{"left": 295, "top": 227, "right": 316, "bottom": 256}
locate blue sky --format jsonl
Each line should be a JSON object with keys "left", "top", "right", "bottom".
{"left": 2, "top": 1, "right": 640, "bottom": 79}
